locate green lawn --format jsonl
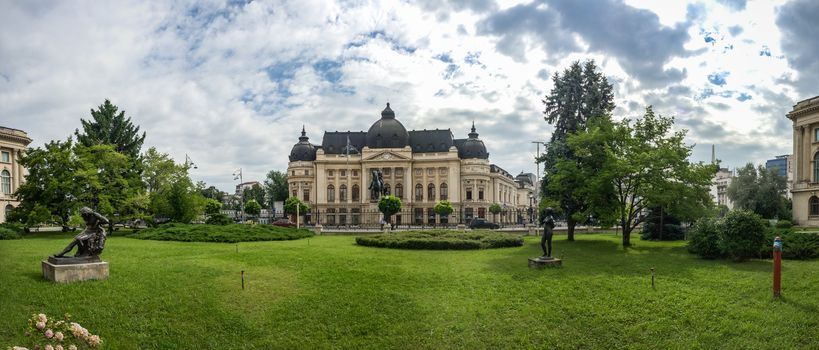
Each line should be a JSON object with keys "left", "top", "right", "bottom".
{"left": 1, "top": 232, "right": 817, "bottom": 349}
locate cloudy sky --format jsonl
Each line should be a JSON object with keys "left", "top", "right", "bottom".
{"left": 2, "top": 0, "right": 817, "bottom": 192}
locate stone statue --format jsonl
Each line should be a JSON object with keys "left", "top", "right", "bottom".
{"left": 53, "top": 207, "right": 108, "bottom": 261}
{"left": 369, "top": 169, "right": 384, "bottom": 200}
{"left": 540, "top": 207, "right": 555, "bottom": 258}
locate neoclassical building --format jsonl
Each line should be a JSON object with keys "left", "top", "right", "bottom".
{"left": 287, "top": 103, "right": 535, "bottom": 226}
{"left": 0, "top": 126, "right": 32, "bottom": 223}
{"left": 789, "top": 96, "right": 819, "bottom": 226}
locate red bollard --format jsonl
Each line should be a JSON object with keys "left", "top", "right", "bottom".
{"left": 773, "top": 236, "right": 782, "bottom": 298}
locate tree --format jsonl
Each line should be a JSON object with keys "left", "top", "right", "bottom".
{"left": 265, "top": 170, "right": 289, "bottom": 208}
{"left": 435, "top": 200, "right": 454, "bottom": 223}
{"left": 200, "top": 183, "right": 226, "bottom": 202}
{"left": 204, "top": 198, "right": 222, "bottom": 215}
{"left": 13, "top": 139, "right": 80, "bottom": 230}
{"left": 142, "top": 147, "right": 184, "bottom": 194}
{"left": 727, "top": 163, "right": 789, "bottom": 219}
{"left": 575, "top": 106, "right": 716, "bottom": 247}
{"left": 243, "top": 184, "right": 267, "bottom": 209}
{"left": 150, "top": 173, "right": 202, "bottom": 224}
{"left": 488, "top": 203, "right": 502, "bottom": 223}
{"left": 284, "top": 197, "right": 309, "bottom": 221}
{"left": 245, "top": 199, "right": 262, "bottom": 218}
{"left": 75, "top": 99, "right": 146, "bottom": 160}
{"left": 74, "top": 144, "right": 143, "bottom": 230}
{"left": 540, "top": 60, "right": 615, "bottom": 241}
{"left": 378, "top": 195, "right": 402, "bottom": 225}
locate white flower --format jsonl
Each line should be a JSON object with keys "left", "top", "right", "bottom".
{"left": 37, "top": 314, "right": 47, "bottom": 323}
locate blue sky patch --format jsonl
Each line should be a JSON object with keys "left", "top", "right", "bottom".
{"left": 759, "top": 45, "right": 771, "bottom": 57}
{"left": 312, "top": 59, "right": 343, "bottom": 84}
{"left": 707, "top": 72, "right": 728, "bottom": 86}
{"left": 736, "top": 92, "right": 752, "bottom": 101}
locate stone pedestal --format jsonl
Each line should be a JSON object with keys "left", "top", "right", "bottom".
{"left": 42, "top": 261, "right": 109, "bottom": 283}
{"left": 528, "top": 256, "right": 562, "bottom": 268}
{"left": 456, "top": 224, "right": 466, "bottom": 232}
{"left": 527, "top": 224, "right": 537, "bottom": 236}
{"left": 313, "top": 223, "right": 323, "bottom": 235}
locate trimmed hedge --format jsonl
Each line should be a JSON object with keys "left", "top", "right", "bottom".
{"left": 759, "top": 229, "right": 819, "bottom": 260}
{"left": 129, "top": 223, "right": 313, "bottom": 243}
{"left": 355, "top": 230, "right": 523, "bottom": 250}
{"left": 205, "top": 213, "right": 233, "bottom": 225}
{"left": 0, "top": 227, "right": 21, "bottom": 240}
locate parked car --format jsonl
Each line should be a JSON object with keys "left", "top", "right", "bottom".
{"left": 469, "top": 218, "right": 499, "bottom": 229}
{"left": 272, "top": 218, "right": 297, "bottom": 228}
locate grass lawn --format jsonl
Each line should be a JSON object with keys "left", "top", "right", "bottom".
{"left": 1, "top": 232, "right": 817, "bottom": 349}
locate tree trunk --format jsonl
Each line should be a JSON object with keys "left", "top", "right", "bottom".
{"left": 659, "top": 206, "right": 664, "bottom": 241}
{"left": 622, "top": 226, "right": 631, "bottom": 247}
{"left": 566, "top": 217, "right": 576, "bottom": 241}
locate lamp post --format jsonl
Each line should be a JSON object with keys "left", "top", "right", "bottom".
{"left": 531, "top": 141, "right": 547, "bottom": 235}
{"left": 184, "top": 154, "right": 197, "bottom": 169}
{"left": 233, "top": 168, "right": 244, "bottom": 223}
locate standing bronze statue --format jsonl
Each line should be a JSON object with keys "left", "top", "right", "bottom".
{"left": 540, "top": 207, "right": 555, "bottom": 258}
{"left": 53, "top": 207, "right": 109, "bottom": 260}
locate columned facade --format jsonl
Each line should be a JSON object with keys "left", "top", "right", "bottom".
{"left": 789, "top": 96, "right": 819, "bottom": 226}
{"left": 0, "top": 127, "right": 32, "bottom": 223}
{"left": 287, "top": 104, "right": 533, "bottom": 226}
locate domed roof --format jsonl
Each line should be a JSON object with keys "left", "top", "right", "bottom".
{"left": 289, "top": 126, "right": 316, "bottom": 162}
{"left": 458, "top": 122, "right": 489, "bottom": 159}
{"left": 366, "top": 103, "right": 409, "bottom": 149}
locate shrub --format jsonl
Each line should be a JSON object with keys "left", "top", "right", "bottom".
{"left": 641, "top": 223, "right": 685, "bottom": 241}
{"left": 205, "top": 213, "right": 233, "bottom": 225}
{"left": 355, "top": 230, "right": 523, "bottom": 250}
{"left": 687, "top": 217, "right": 722, "bottom": 259}
{"left": 0, "top": 227, "right": 21, "bottom": 240}
{"left": 759, "top": 228, "right": 819, "bottom": 260}
{"left": 775, "top": 220, "right": 793, "bottom": 229}
{"left": 0, "top": 222, "right": 25, "bottom": 234}
{"left": 719, "top": 210, "right": 766, "bottom": 261}
{"left": 129, "top": 223, "right": 313, "bottom": 243}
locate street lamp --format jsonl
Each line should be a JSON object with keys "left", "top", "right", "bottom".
{"left": 184, "top": 154, "right": 197, "bottom": 169}
{"left": 531, "top": 141, "right": 547, "bottom": 235}
{"left": 233, "top": 168, "right": 244, "bottom": 223}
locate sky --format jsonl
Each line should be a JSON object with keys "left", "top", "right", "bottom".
{"left": 1, "top": 0, "right": 817, "bottom": 192}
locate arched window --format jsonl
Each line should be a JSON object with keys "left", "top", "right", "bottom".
{"left": 4, "top": 204, "right": 13, "bottom": 220}
{"left": 384, "top": 183, "right": 391, "bottom": 196}
{"left": 415, "top": 184, "right": 423, "bottom": 201}
{"left": 339, "top": 184, "right": 348, "bottom": 202}
{"left": 0, "top": 170, "right": 10, "bottom": 194}
{"left": 811, "top": 196, "right": 819, "bottom": 216}
{"left": 327, "top": 185, "right": 335, "bottom": 202}
{"left": 352, "top": 184, "right": 360, "bottom": 202}
{"left": 395, "top": 183, "right": 404, "bottom": 199}
{"left": 428, "top": 183, "right": 436, "bottom": 201}
{"left": 440, "top": 183, "right": 448, "bottom": 200}
{"left": 814, "top": 153, "right": 819, "bottom": 182}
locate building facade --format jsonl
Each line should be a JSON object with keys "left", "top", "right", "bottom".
{"left": 287, "top": 104, "right": 535, "bottom": 226}
{"left": 710, "top": 168, "right": 734, "bottom": 210}
{"left": 765, "top": 154, "right": 793, "bottom": 199}
{"left": 788, "top": 96, "right": 819, "bottom": 226}
{"left": 0, "top": 127, "right": 32, "bottom": 223}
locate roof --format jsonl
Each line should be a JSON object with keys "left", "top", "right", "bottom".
{"left": 321, "top": 131, "right": 366, "bottom": 154}
{"left": 408, "top": 129, "right": 454, "bottom": 153}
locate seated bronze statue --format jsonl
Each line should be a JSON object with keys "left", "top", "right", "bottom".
{"left": 53, "top": 207, "right": 108, "bottom": 259}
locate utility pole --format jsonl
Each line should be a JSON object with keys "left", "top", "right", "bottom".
{"left": 531, "top": 141, "right": 547, "bottom": 232}
{"left": 233, "top": 168, "right": 244, "bottom": 223}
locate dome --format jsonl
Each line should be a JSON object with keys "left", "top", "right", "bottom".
{"left": 365, "top": 103, "right": 409, "bottom": 148}
{"left": 289, "top": 126, "right": 317, "bottom": 161}
{"left": 458, "top": 122, "right": 489, "bottom": 159}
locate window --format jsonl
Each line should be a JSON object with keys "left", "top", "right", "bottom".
{"left": 465, "top": 208, "right": 474, "bottom": 221}
{"left": 439, "top": 168, "right": 447, "bottom": 175}
{"left": 352, "top": 184, "right": 360, "bottom": 201}
{"left": 339, "top": 208, "right": 347, "bottom": 225}
{"left": 478, "top": 207, "right": 486, "bottom": 218}
{"left": 414, "top": 208, "right": 424, "bottom": 224}
{"left": 478, "top": 188, "right": 484, "bottom": 200}
{"left": 415, "top": 169, "right": 422, "bottom": 176}
{"left": 341, "top": 170, "right": 346, "bottom": 177}
{"left": 5, "top": 204, "right": 12, "bottom": 220}
{"left": 428, "top": 208, "right": 436, "bottom": 224}
{"left": 396, "top": 168, "right": 403, "bottom": 176}
{"left": 352, "top": 208, "right": 360, "bottom": 225}
{"left": 395, "top": 183, "right": 404, "bottom": 199}
{"left": 326, "top": 208, "right": 336, "bottom": 225}
{"left": 415, "top": 184, "right": 423, "bottom": 201}
{"left": 427, "top": 168, "right": 434, "bottom": 175}
{"left": 383, "top": 168, "right": 391, "bottom": 176}
{"left": 340, "top": 185, "right": 348, "bottom": 202}
{"left": 305, "top": 170, "right": 310, "bottom": 176}
{"left": 353, "top": 170, "right": 359, "bottom": 177}
{"left": 1, "top": 170, "right": 9, "bottom": 194}
{"left": 427, "top": 183, "right": 435, "bottom": 201}
{"left": 466, "top": 188, "right": 473, "bottom": 200}
{"left": 0, "top": 151, "right": 9, "bottom": 163}
{"left": 811, "top": 196, "right": 819, "bottom": 216}
{"left": 292, "top": 190, "right": 297, "bottom": 197}
{"left": 440, "top": 183, "right": 448, "bottom": 200}
{"left": 815, "top": 153, "right": 819, "bottom": 182}
{"left": 815, "top": 128, "right": 819, "bottom": 142}
{"left": 303, "top": 189, "right": 310, "bottom": 202}
{"left": 327, "top": 185, "right": 335, "bottom": 202}
{"left": 328, "top": 170, "right": 334, "bottom": 177}
{"left": 291, "top": 170, "right": 295, "bottom": 176}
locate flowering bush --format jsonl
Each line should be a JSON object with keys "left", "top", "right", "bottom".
{"left": 7, "top": 313, "right": 102, "bottom": 349}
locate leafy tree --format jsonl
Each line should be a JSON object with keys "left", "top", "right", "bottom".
{"left": 435, "top": 200, "right": 454, "bottom": 221}
{"left": 200, "top": 183, "right": 226, "bottom": 201}
{"left": 150, "top": 173, "right": 202, "bottom": 224}
{"left": 378, "top": 195, "right": 402, "bottom": 225}
{"left": 488, "top": 203, "right": 502, "bottom": 223}
{"left": 75, "top": 99, "right": 146, "bottom": 160}
{"left": 204, "top": 198, "right": 222, "bottom": 215}
{"left": 142, "top": 147, "right": 185, "bottom": 194}
{"left": 243, "top": 183, "right": 267, "bottom": 209}
{"left": 569, "top": 106, "right": 716, "bottom": 247}
{"left": 284, "top": 197, "right": 309, "bottom": 221}
{"left": 74, "top": 144, "right": 143, "bottom": 230}
{"left": 540, "top": 60, "right": 614, "bottom": 241}
{"left": 25, "top": 204, "right": 52, "bottom": 227}
{"left": 13, "top": 139, "right": 80, "bottom": 231}
{"left": 245, "top": 199, "right": 262, "bottom": 217}
{"left": 727, "top": 163, "right": 789, "bottom": 219}
{"left": 264, "top": 170, "right": 289, "bottom": 208}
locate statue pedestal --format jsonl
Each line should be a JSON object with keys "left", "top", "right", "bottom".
{"left": 456, "top": 224, "right": 466, "bottom": 232}
{"left": 526, "top": 224, "right": 537, "bottom": 236}
{"left": 528, "top": 256, "right": 562, "bottom": 268}
{"left": 313, "top": 223, "right": 323, "bottom": 235}
{"left": 42, "top": 260, "right": 109, "bottom": 283}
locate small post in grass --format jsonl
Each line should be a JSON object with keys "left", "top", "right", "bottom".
{"left": 773, "top": 236, "right": 782, "bottom": 298}
{"left": 241, "top": 270, "right": 245, "bottom": 290}
{"left": 650, "top": 267, "right": 655, "bottom": 289}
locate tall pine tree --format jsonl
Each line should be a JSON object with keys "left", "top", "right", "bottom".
{"left": 75, "top": 99, "right": 146, "bottom": 160}
{"left": 540, "top": 60, "right": 614, "bottom": 241}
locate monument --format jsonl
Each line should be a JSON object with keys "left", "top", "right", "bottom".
{"left": 42, "top": 207, "right": 110, "bottom": 282}
{"left": 529, "top": 208, "right": 562, "bottom": 268}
